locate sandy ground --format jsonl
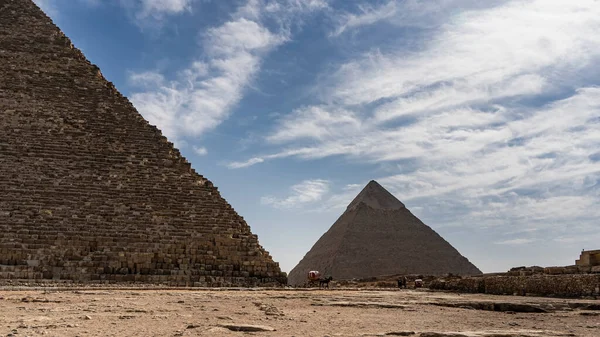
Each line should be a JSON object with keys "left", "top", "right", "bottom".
{"left": 0, "top": 288, "right": 598, "bottom": 337}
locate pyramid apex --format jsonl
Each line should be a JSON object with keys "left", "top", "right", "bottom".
{"left": 347, "top": 180, "right": 405, "bottom": 211}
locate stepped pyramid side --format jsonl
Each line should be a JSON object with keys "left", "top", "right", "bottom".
{"left": 0, "top": 0, "right": 286, "bottom": 286}
{"left": 288, "top": 181, "right": 481, "bottom": 285}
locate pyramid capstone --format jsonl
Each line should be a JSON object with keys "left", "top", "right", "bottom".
{"left": 0, "top": 0, "right": 286, "bottom": 286}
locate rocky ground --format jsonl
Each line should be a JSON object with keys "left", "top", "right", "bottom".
{"left": 0, "top": 288, "right": 598, "bottom": 336}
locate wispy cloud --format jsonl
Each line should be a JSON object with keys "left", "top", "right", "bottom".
{"left": 227, "top": 157, "right": 265, "bottom": 169}
{"left": 331, "top": 0, "right": 504, "bottom": 36}
{"left": 117, "top": 0, "right": 197, "bottom": 23}
{"left": 331, "top": 0, "right": 397, "bottom": 36}
{"left": 494, "top": 238, "right": 536, "bottom": 245}
{"left": 193, "top": 146, "right": 207, "bottom": 156}
{"left": 232, "top": 0, "right": 600, "bottom": 240}
{"left": 137, "top": 0, "right": 194, "bottom": 17}
{"left": 34, "top": 0, "right": 183, "bottom": 23}
{"left": 267, "top": 106, "right": 361, "bottom": 143}
{"left": 129, "top": 2, "right": 286, "bottom": 143}
{"left": 130, "top": 0, "right": 328, "bottom": 146}
{"left": 128, "top": 71, "right": 165, "bottom": 88}
{"left": 261, "top": 179, "right": 330, "bottom": 209}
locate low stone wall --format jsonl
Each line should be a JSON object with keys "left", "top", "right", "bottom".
{"left": 430, "top": 274, "right": 600, "bottom": 298}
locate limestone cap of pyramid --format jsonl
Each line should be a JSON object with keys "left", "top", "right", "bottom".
{"left": 346, "top": 180, "right": 405, "bottom": 211}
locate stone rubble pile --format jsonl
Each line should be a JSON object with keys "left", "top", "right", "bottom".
{"left": 430, "top": 274, "right": 600, "bottom": 298}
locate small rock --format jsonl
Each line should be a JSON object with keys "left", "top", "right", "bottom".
{"left": 581, "top": 312, "right": 600, "bottom": 316}
{"left": 218, "top": 323, "right": 276, "bottom": 332}
{"left": 386, "top": 332, "right": 415, "bottom": 336}
{"left": 83, "top": 315, "right": 92, "bottom": 320}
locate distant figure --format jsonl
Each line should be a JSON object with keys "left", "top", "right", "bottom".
{"left": 397, "top": 276, "right": 407, "bottom": 289}
{"left": 319, "top": 276, "right": 333, "bottom": 288}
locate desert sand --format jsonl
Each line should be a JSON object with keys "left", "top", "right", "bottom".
{"left": 0, "top": 288, "right": 598, "bottom": 337}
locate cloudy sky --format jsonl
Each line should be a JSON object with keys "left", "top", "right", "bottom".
{"left": 35, "top": 0, "right": 600, "bottom": 274}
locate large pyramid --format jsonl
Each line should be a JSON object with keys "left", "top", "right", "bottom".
{"left": 0, "top": 0, "right": 286, "bottom": 286}
{"left": 288, "top": 181, "right": 481, "bottom": 285}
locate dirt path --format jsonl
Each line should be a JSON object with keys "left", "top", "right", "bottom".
{"left": 0, "top": 289, "right": 598, "bottom": 336}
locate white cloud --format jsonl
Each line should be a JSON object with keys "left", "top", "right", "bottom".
{"left": 130, "top": 2, "right": 286, "bottom": 143}
{"left": 139, "top": 0, "right": 193, "bottom": 15}
{"left": 227, "top": 157, "right": 265, "bottom": 169}
{"left": 206, "top": 18, "right": 285, "bottom": 56}
{"left": 193, "top": 146, "right": 208, "bottom": 156}
{"left": 331, "top": 1, "right": 397, "bottom": 36}
{"left": 494, "top": 238, "right": 536, "bottom": 245}
{"left": 119, "top": 0, "right": 196, "bottom": 22}
{"left": 234, "top": 0, "right": 600, "bottom": 242}
{"left": 267, "top": 106, "right": 362, "bottom": 143}
{"left": 331, "top": 0, "right": 503, "bottom": 36}
{"left": 326, "top": 1, "right": 600, "bottom": 110}
{"left": 239, "top": 0, "right": 600, "bottom": 167}
{"left": 261, "top": 179, "right": 330, "bottom": 209}
{"left": 130, "top": 0, "right": 328, "bottom": 144}
{"left": 128, "top": 71, "right": 165, "bottom": 88}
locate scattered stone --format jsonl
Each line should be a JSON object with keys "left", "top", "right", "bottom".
{"left": 83, "top": 315, "right": 92, "bottom": 320}
{"left": 254, "top": 302, "right": 285, "bottom": 316}
{"left": 312, "top": 301, "right": 405, "bottom": 309}
{"left": 186, "top": 324, "right": 201, "bottom": 329}
{"left": 206, "top": 327, "right": 231, "bottom": 333}
{"left": 218, "top": 323, "right": 276, "bottom": 332}
{"left": 216, "top": 316, "right": 233, "bottom": 320}
{"left": 580, "top": 312, "right": 600, "bottom": 316}
{"left": 385, "top": 332, "right": 416, "bottom": 336}
{"left": 432, "top": 302, "right": 548, "bottom": 313}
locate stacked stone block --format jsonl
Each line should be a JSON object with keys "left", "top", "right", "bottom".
{"left": 0, "top": 0, "right": 286, "bottom": 286}
{"left": 430, "top": 275, "right": 600, "bottom": 298}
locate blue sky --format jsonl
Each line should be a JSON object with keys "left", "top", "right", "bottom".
{"left": 35, "top": 0, "right": 600, "bottom": 274}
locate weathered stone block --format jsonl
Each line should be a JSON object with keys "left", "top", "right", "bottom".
{"left": 0, "top": 0, "right": 286, "bottom": 287}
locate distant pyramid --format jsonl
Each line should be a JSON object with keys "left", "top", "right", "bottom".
{"left": 0, "top": 0, "right": 285, "bottom": 286}
{"left": 288, "top": 181, "right": 481, "bottom": 285}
